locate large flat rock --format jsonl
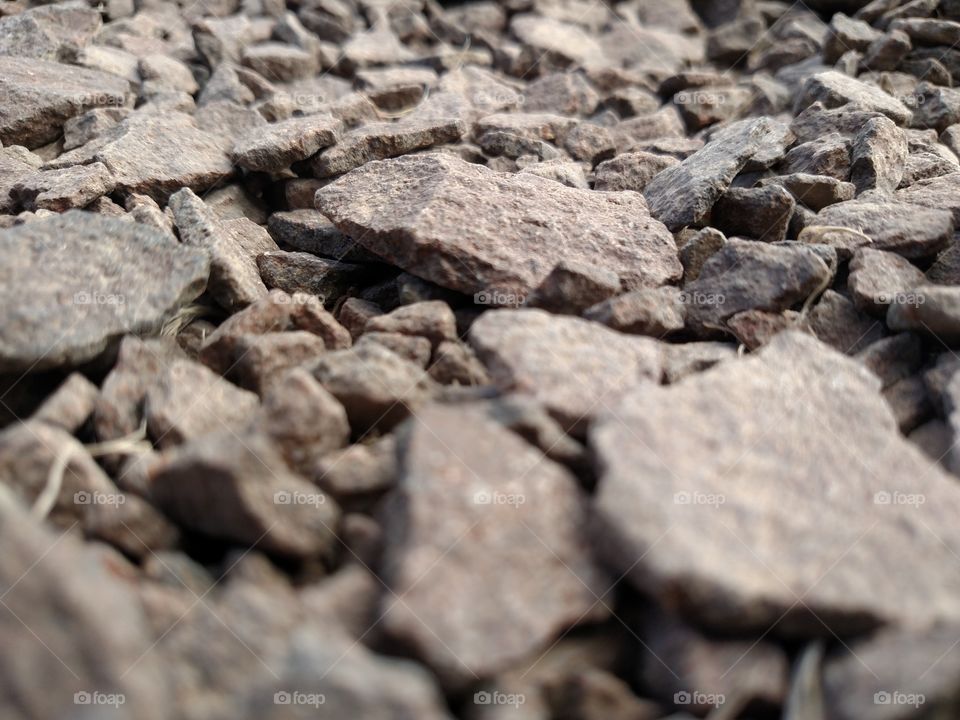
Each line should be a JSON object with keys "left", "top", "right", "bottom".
{"left": 317, "top": 153, "right": 681, "bottom": 295}
{"left": 379, "top": 403, "right": 608, "bottom": 689}
{"left": 591, "top": 331, "right": 960, "bottom": 635}
{"left": 0, "top": 212, "right": 209, "bottom": 372}
{"left": 0, "top": 56, "right": 131, "bottom": 148}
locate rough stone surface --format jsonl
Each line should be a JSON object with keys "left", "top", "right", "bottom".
{"left": 232, "top": 113, "right": 340, "bottom": 172}
{"left": 470, "top": 309, "right": 662, "bottom": 434}
{"left": 592, "top": 331, "right": 960, "bottom": 634}
{"left": 318, "top": 153, "right": 681, "bottom": 296}
{"left": 379, "top": 403, "right": 608, "bottom": 688}
{"left": 0, "top": 212, "right": 208, "bottom": 372}
{"left": 816, "top": 200, "right": 954, "bottom": 258}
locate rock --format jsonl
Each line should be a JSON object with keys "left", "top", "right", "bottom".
{"left": 356, "top": 66, "right": 437, "bottom": 112}
{"left": 523, "top": 72, "right": 600, "bottom": 115}
{"left": 312, "top": 117, "right": 466, "bottom": 177}
{"left": 761, "top": 172, "right": 856, "bottom": 211}
{"left": 592, "top": 331, "right": 960, "bottom": 634}
{"left": 584, "top": 287, "right": 687, "bottom": 337}
{"left": 0, "top": 420, "right": 117, "bottom": 527}
{"left": 518, "top": 158, "right": 589, "bottom": 189}
{"left": 887, "top": 285, "right": 960, "bottom": 343}
{"left": 682, "top": 239, "right": 834, "bottom": 333}
{"left": 429, "top": 340, "right": 491, "bottom": 386}
{"left": 169, "top": 187, "right": 267, "bottom": 312}
{"left": 0, "top": 497, "right": 170, "bottom": 720}
{"left": 338, "top": 297, "right": 383, "bottom": 340}
{"left": 816, "top": 200, "right": 954, "bottom": 258}
{"left": 379, "top": 402, "right": 607, "bottom": 688}
{"left": 31, "top": 372, "right": 99, "bottom": 433}
{"left": 0, "top": 3, "right": 101, "bottom": 61}
{"left": 509, "top": 14, "right": 607, "bottom": 72}
{"left": 144, "top": 359, "right": 259, "bottom": 449}
{"left": 232, "top": 113, "right": 340, "bottom": 172}
{"left": 823, "top": 13, "right": 882, "bottom": 64}
{"left": 679, "top": 226, "right": 726, "bottom": 283}
{"left": 149, "top": 429, "right": 340, "bottom": 559}
{"left": 897, "top": 172, "right": 960, "bottom": 224}
{"left": 643, "top": 117, "right": 783, "bottom": 231}
{"left": 48, "top": 112, "right": 233, "bottom": 202}
{"left": 241, "top": 42, "right": 319, "bottom": 82}
{"left": 0, "top": 145, "right": 42, "bottom": 213}
{"left": 0, "top": 56, "right": 131, "bottom": 148}
{"left": 525, "top": 260, "right": 621, "bottom": 315}
{"left": 781, "top": 133, "right": 852, "bottom": 180}
{"left": 356, "top": 331, "right": 432, "bottom": 368}
{"left": 848, "top": 248, "right": 927, "bottom": 316}
{"left": 364, "top": 300, "right": 458, "bottom": 349}
{"left": 593, "top": 151, "right": 679, "bottom": 193}
{"left": 850, "top": 116, "right": 908, "bottom": 193}
{"left": 257, "top": 250, "right": 375, "bottom": 305}
{"left": 861, "top": 29, "right": 912, "bottom": 71}
{"left": 711, "top": 185, "right": 796, "bottom": 242}
{"left": 256, "top": 367, "right": 350, "bottom": 475}
{"left": 0, "top": 212, "right": 207, "bottom": 372}
{"left": 10, "top": 162, "right": 115, "bottom": 212}
{"left": 808, "top": 289, "right": 885, "bottom": 354}
{"left": 823, "top": 626, "right": 960, "bottom": 720}
{"left": 796, "top": 70, "right": 912, "bottom": 125}
{"left": 469, "top": 309, "right": 662, "bottom": 434}
{"left": 883, "top": 375, "right": 932, "bottom": 433}
{"left": 267, "top": 208, "right": 381, "bottom": 262}
{"left": 229, "top": 331, "right": 329, "bottom": 395}
{"left": 857, "top": 332, "right": 923, "bottom": 389}
{"left": 317, "top": 153, "right": 681, "bottom": 296}
{"left": 310, "top": 341, "right": 438, "bottom": 433}
{"left": 314, "top": 435, "right": 397, "bottom": 500}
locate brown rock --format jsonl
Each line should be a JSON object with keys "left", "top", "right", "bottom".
{"left": 317, "top": 153, "right": 681, "bottom": 296}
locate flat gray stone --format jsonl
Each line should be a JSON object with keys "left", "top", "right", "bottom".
{"left": 896, "top": 172, "right": 960, "bottom": 224}
{"left": 311, "top": 117, "right": 465, "bottom": 177}
{"left": 592, "top": 331, "right": 960, "bottom": 634}
{"left": 887, "top": 285, "right": 960, "bottom": 343}
{"left": 0, "top": 56, "right": 131, "bottom": 148}
{"left": 816, "top": 200, "right": 954, "bottom": 258}
{"left": 317, "top": 153, "right": 681, "bottom": 296}
{"left": 10, "top": 162, "right": 115, "bottom": 212}
{"left": 0, "top": 212, "right": 208, "bottom": 372}
{"left": 232, "top": 113, "right": 341, "bottom": 172}
{"left": 0, "top": 145, "right": 42, "bottom": 213}
{"left": 469, "top": 308, "right": 663, "bottom": 434}
{"left": 796, "top": 70, "right": 912, "bottom": 125}
{"left": 379, "top": 402, "right": 608, "bottom": 689}
{"left": 48, "top": 112, "right": 233, "bottom": 201}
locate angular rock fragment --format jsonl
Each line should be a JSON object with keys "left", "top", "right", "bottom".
{"left": 712, "top": 185, "right": 796, "bottom": 242}
{"left": 897, "top": 172, "right": 960, "bottom": 223}
{"left": 887, "top": 285, "right": 960, "bottom": 343}
{"left": 683, "top": 240, "right": 834, "bottom": 333}
{"left": 762, "top": 172, "right": 856, "bottom": 211}
{"left": 470, "top": 309, "right": 662, "bottom": 434}
{"left": 584, "top": 287, "right": 687, "bottom": 337}
{"left": 0, "top": 145, "right": 43, "bottom": 213}
{"left": 0, "top": 56, "right": 131, "bottom": 148}
{"left": 644, "top": 117, "right": 782, "bottom": 231}
{"left": 312, "top": 117, "right": 466, "bottom": 177}
{"left": 257, "top": 250, "right": 374, "bottom": 305}
{"left": 379, "top": 403, "right": 607, "bottom": 688}
{"left": 848, "top": 248, "right": 927, "bottom": 316}
{"left": 0, "top": 212, "right": 207, "bottom": 372}
{"left": 808, "top": 289, "right": 885, "bottom": 354}
{"left": 593, "top": 151, "right": 679, "bottom": 193}
{"left": 170, "top": 187, "right": 267, "bottom": 312}
{"left": 797, "top": 70, "right": 912, "bottom": 124}
{"left": 10, "top": 162, "right": 115, "bottom": 212}
{"left": 850, "top": 116, "right": 908, "bottom": 193}
{"left": 318, "top": 154, "right": 681, "bottom": 296}
{"left": 593, "top": 331, "right": 960, "bottom": 634}
{"left": 48, "top": 112, "right": 233, "bottom": 201}
{"left": 816, "top": 200, "right": 953, "bottom": 258}
{"left": 525, "top": 260, "right": 620, "bottom": 315}
{"left": 150, "top": 429, "right": 339, "bottom": 558}
{"left": 232, "top": 113, "right": 340, "bottom": 172}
